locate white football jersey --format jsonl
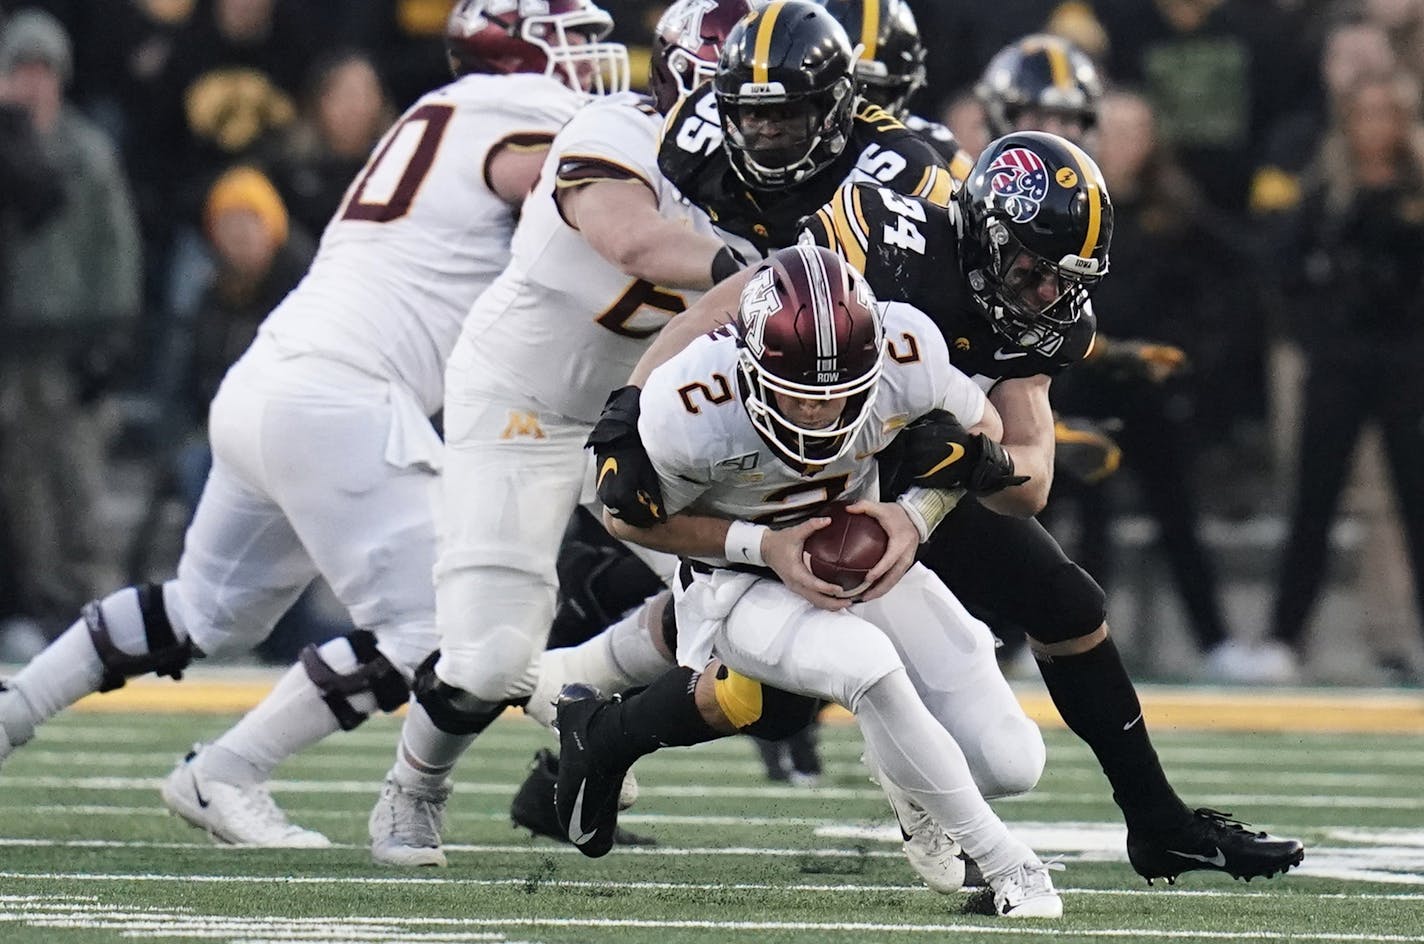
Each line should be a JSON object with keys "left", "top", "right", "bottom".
{"left": 258, "top": 73, "right": 585, "bottom": 415}
{"left": 447, "top": 92, "right": 721, "bottom": 423}
{"left": 640, "top": 301, "right": 987, "bottom": 566}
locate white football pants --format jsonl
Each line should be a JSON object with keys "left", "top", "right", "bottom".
{"left": 170, "top": 336, "right": 440, "bottom": 672}
{"left": 675, "top": 562, "right": 1044, "bottom": 797}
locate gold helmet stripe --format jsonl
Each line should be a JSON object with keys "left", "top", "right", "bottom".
{"left": 752, "top": 1, "right": 787, "bottom": 85}
{"left": 1046, "top": 38, "right": 1072, "bottom": 90}
{"left": 860, "top": 0, "right": 881, "bottom": 61}
{"left": 1064, "top": 139, "right": 1101, "bottom": 258}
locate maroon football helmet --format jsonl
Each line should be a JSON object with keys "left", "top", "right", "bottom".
{"left": 735, "top": 245, "right": 884, "bottom": 466}
{"left": 649, "top": 0, "right": 754, "bottom": 115}
{"left": 446, "top": 0, "right": 630, "bottom": 94}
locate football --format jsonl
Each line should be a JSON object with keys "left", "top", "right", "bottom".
{"left": 802, "top": 501, "right": 890, "bottom": 596}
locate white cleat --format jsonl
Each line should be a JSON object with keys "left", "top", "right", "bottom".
{"left": 879, "top": 776, "right": 965, "bottom": 893}
{"left": 899, "top": 807, "right": 966, "bottom": 893}
{"left": 0, "top": 682, "right": 34, "bottom": 768}
{"left": 161, "top": 747, "right": 331, "bottom": 848}
{"left": 618, "top": 767, "right": 639, "bottom": 811}
{"left": 987, "top": 860, "right": 1063, "bottom": 919}
{"left": 369, "top": 773, "right": 450, "bottom": 867}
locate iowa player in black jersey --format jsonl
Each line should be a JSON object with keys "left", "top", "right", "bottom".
{"left": 656, "top": 0, "right": 955, "bottom": 257}
{"left": 816, "top": 0, "right": 973, "bottom": 178}
{"left": 587, "top": 131, "right": 1304, "bottom": 887}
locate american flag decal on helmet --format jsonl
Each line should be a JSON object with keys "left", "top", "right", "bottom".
{"left": 987, "top": 146, "right": 1050, "bottom": 223}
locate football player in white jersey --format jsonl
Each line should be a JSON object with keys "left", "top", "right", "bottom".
{"left": 366, "top": 0, "right": 754, "bottom": 868}
{"left": 0, "top": 0, "right": 627, "bottom": 846}
{"left": 552, "top": 245, "right": 1062, "bottom": 917}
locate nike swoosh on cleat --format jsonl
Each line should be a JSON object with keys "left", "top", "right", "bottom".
{"left": 567, "top": 780, "right": 597, "bottom": 846}
{"left": 1123, "top": 711, "right": 1143, "bottom": 731}
{"left": 1168, "top": 847, "right": 1226, "bottom": 867}
{"left": 993, "top": 348, "right": 1029, "bottom": 360}
{"left": 190, "top": 772, "right": 211, "bottom": 810}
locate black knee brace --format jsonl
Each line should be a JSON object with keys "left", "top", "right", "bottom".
{"left": 1023, "top": 562, "right": 1108, "bottom": 645}
{"left": 410, "top": 651, "right": 507, "bottom": 737}
{"left": 712, "top": 665, "right": 821, "bottom": 741}
{"left": 299, "top": 630, "right": 410, "bottom": 731}
{"left": 85, "top": 583, "right": 193, "bottom": 693}
{"left": 660, "top": 596, "right": 679, "bottom": 655}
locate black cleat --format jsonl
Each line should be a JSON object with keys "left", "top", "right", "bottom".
{"left": 1127, "top": 808, "right": 1305, "bottom": 884}
{"left": 511, "top": 749, "right": 654, "bottom": 847}
{"left": 961, "top": 852, "right": 986, "bottom": 889}
{"left": 553, "top": 684, "right": 628, "bottom": 859}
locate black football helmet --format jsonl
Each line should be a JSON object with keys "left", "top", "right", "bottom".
{"left": 816, "top": 0, "right": 926, "bottom": 120}
{"left": 736, "top": 245, "right": 884, "bottom": 465}
{"left": 975, "top": 34, "right": 1103, "bottom": 142}
{"left": 957, "top": 131, "right": 1112, "bottom": 354}
{"left": 713, "top": 0, "right": 858, "bottom": 190}
{"left": 649, "top": 0, "right": 754, "bottom": 115}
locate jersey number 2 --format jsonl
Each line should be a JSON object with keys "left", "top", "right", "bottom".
{"left": 341, "top": 104, "right": 454, "bottom": 223}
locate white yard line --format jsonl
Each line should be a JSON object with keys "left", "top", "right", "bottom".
{"left": 14, "top": 751, "right": 1424, "bottom": 791}
{"left": 3, "top": 867, "right": 1424, "bottom": 898}
{"left": 7, "top": 775, "right": 1423, "bottom": 810}
{"left": 5, "top": 899, "right": 1418, "bottom": 944}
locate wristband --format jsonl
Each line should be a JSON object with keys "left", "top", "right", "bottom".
{"left": 896, "top": 487, "right": 965, "bottom": 543}
{"left": 724, "top": 519, "right": 769, "bottom": 567}
{"left": 711, "top": 246, "right": 742, "bottom": 284}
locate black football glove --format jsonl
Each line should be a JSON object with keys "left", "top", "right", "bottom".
{"left": 899, "top": 409, "right": 1029, "bottom": 495}
{"left": 1054, "top": 416, "right": 1122, "bottom": 486}
{"left": 586, "top": 385, "right": 667, "bottom": 528}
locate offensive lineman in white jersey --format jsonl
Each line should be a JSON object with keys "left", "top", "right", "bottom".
{"left": 553, "top": 245, "right": 1063, "bottom": 917}
{"left": 0, "top": 0, "right": 627, "bottom": 846}
{"left": 367, "top": 0, "right": 754, "bottom": 868}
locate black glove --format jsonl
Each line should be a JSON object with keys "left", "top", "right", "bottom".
{"left": 586, "top": 385, "right": 667, "bottom": 527}
{"left": 899, "top": 409, "right": 1029, "bottom": 494}
{"left": 1053, "top": 416, "right": 1122, "bottom": 486}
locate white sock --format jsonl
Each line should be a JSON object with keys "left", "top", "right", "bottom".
{"left": 853, "top": 669, "right": 1037, "bottom": 880}
{"left": 524, "top": 600, "right": 672, "bottom": 729}
{"left": 200, "top": 636, "right": 382, "bottom": 786}
{"left": 391, "top": 701, "right": 475, "bottom": 791}
{"left": 2, "top": 587, "right": 172, "bottom": 746}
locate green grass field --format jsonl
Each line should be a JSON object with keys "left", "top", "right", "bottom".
{"left": 1, "top": 689, "right": 1422, "bottom": 944}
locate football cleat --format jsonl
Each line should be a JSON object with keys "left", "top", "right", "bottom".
{"left": 161, "top": 747, "right": 330, "bottom": 848}
{"left": 0, "top": 681, "right": 34, "bottom": 767}
{"left": 871, "top": 765, "right": 966, "bottom": 892}
{"left": 1127, "top": 808, "right": 1305, "bottom": 884}
{"left": 964, "top": 859, "right": 1063, "bottom": 919}
{"left": 510, "top": 749, "right": 655, "bottom": 847}
{"left": 881, "top": 781, "right": 965, "bottom": 894}
{"left": 368, "top": 773, "right": 451, "bottom": 867}
{"left": 553, "top": 684, "right": 627, "bottom": 859}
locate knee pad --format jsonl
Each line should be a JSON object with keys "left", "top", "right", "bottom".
{"left": 412, "top": 652, "right": 507, "bottom": 736}
{"left": 713, "top": 666, "right": 820, "bottom": 741}
{"left": 85, "top": 584, "right": 193, "bottom": 693}
{"left": 970, "top": 713, "right": 1046, "bottom": 799}
{"left": 1022, "top": 562, "right": 1106, "bottom": 645}
{"left": 553, "top": 514, "right": 663, "bottom": 646}
{"left": 299, "top": 630, "right": 411, "bottom": 731}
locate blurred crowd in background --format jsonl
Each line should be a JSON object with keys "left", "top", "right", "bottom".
{"left": 0, "top": 0, "right": 1422, "bottom": 686}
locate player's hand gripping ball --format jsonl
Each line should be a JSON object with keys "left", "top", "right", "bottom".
{"left": 801, "top": 502, "right": 889, "bottom": 597}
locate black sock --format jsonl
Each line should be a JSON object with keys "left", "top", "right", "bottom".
{"left": 1036, "top": 638, "right": 1191, "bottom": 832}
{"left": 590, "top": 666, "right": 723, "bottom": 770}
